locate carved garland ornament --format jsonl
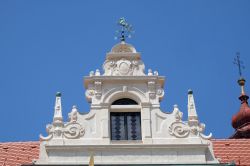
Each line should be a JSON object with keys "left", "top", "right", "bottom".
{"left": 85, "top": 87, "right": 95, "bottom": 101}
{"left": 85, "top": 81, "right": 103, "bottom": 102}
{"left": 147, "top": 81, "right": 164, "bottom": 99}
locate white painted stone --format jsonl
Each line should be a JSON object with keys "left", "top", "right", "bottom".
{"left": 36, "top": 42, "right": 219, "bottom": 165}
{"left": 53, "top": 93, "right": 63, "bottom": 124}
{"left": 188, "top": 89, "right": 198, "bottom": 125}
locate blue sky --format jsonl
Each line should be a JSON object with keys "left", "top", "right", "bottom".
{"left": 0, "top": 0, "right": 250, "bottom": 142}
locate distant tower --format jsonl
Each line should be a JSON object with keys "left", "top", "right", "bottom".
{"left": 231, "top": 53, "right": 250, "bottom": 138}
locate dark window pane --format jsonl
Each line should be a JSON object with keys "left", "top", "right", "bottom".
{"left": 127, "top": 112, "right": 141, "bottom": 140}
{"left": 111, "top": 112, "right": 141, "bottom": 140}
{"left": 111, "top": 113, "right": 126, "bottom": 140}
{"left": 112, "top": 98, "right": 138, "bottom": 105}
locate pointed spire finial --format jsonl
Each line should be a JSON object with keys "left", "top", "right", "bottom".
{"left": 53, "top": 92, "right": 63, "bottom": 125}
{"left": 115, "top": 17, "right": 134, "bottom": 42}
{"left": 187, "top": 89, "right": 198, "bottom": 125}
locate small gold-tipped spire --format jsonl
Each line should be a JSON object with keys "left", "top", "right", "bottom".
{"left": 89, "top": 152, "right": 94, "bottom": 166}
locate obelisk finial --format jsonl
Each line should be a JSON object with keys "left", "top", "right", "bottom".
{"left": 53, "top": 92, "right": 63, "bottom": 125}
{"left": 187, "top": 89, "right": 198, "bottom": 125}
{"left": 115, "top": 17, "right": 134, "bottom": 42}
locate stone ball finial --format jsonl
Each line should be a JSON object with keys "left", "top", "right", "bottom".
{"left": 238, "top": 77, "right": 247, "bottom": 95}
{"left": 95, "top": 69, "right": 100, "bottom": 76}
{"left": 238, "top": 77, "right": 246, "bottom": 86}
{"left": 56, "top": 92, "right": 61, "bottom": 97}
{"left": 188, "top": 89, "right": 193, "bottom": 94}
{"left": 154, "top": 71, "right": 158, "bottom": 76}
{"left": 148, "top": 69, "right": 153, "bottom": 76}
{"left": 89, "top": 71, "right": 94, "bottom": 76}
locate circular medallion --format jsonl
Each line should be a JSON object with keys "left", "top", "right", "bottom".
{"left": 119, "top": 62, "right": 130, "bottom": 75}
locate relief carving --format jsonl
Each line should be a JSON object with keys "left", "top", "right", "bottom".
{"left": 95, "top": 81, "right": 102, "bottom": 99}
{"left": 168, "top": 105, "right": 212, "bottom": 139}
{"left": 40, "top": 106, "right": 85, "bottom": 141}
{"left": 63, "top": 122, "right": 85, "bottom": 139}
{"left": 148, "top": 81, "right": 156, "bottom": 99}
{"left": 68, "top": 105, "right": 78, "bottom": 122}
{"left": 169, "top": 122, "right": 190, "bottom": 138}
{"left": 85, "top": 81, "right": 103, "bottom": 101}
{"left": 85, "top": 87, "right": 95, "bottom": 101}
{"left": 169, "top": 120, "right": 212, "bottom": 139}
{"left": 103, "top": 59, "right": 145, "bottom": 76}
{"left": 156, "top": 86, "right": 164, "bottom": 100}
{"left": 40, "top": 121, "right": 85, "bottom": 141}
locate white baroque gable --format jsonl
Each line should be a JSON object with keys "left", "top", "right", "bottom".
{"left": 36, "top": 42, "right": 219, "bottom": 165}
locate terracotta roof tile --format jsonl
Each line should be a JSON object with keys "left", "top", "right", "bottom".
{"left": 0, "top": 139, "right": 250, "bottom": 166}
{"left": 212, "top": 139, "right": 250, "bottom": 166}
{"left": 0, "top": 142, "right": 39, "bottom": 166}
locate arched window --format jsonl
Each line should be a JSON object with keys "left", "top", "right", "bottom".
{"left": 112, "top": 98, "right": 138, "bottom": 105}
{"left": 110, "top": 98, "right": 141, "bottom": 141}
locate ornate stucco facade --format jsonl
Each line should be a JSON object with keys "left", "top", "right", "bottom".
{"left": 36, "top": 41, "right": 219, "bottom": 165}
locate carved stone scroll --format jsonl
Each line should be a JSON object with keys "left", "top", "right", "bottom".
{"left": 63, "top": 122, "right": 85, "bottom": 139}
{"left": 169, "top": 122, "right": 190, "bottom": 138}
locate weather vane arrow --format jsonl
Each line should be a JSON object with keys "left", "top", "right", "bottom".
{"left": 115, "top": 17, "right": 134, "bottom": 42}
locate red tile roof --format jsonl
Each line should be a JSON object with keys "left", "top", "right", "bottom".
{"left": 0, "top": 142, "right": 39, "bottom": 166}
{"left": 213, "top": 139, "right": 250, "bottom": 166}
{"left": 0, "top": 139, "right": 249, "bottom": 166}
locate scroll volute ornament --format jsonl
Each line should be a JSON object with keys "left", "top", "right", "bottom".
{"left": 40, "top": 106, "right": 85, "bottom": 141}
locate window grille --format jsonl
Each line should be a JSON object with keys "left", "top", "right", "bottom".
{"left": 111, "top": 112, "right": 141, "bottom": 140}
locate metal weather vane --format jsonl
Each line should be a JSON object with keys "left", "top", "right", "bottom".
{"left": 115, "top": 17, "right": 134, "bottom": 42}
{"left": 233, "top": 52, "right": 245, "bottom": 77}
